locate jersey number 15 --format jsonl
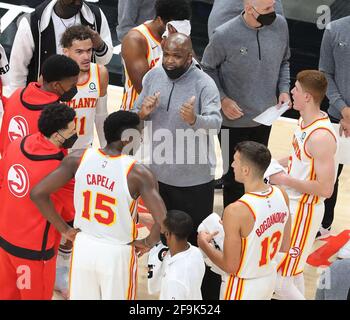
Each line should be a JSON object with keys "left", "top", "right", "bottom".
{"left": 81, "top": 190, "right": 116, "bottom": 226}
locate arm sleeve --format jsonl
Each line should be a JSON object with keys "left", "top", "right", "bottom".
{"left": 201, "top": 32, "right": 227, "bottom": 100}
{"left": 192, "top": 80, "right": 222, "bottom": 132}
{"left": 160, "top": 279, "right": 188, "bottom": 300}
{"left": 319, "top": 26, "right": 347, "bottom": 113}
{"left": 278, "top": 20, "right": 291, "bottom": 94}
{"left": 94, "top": 9, "right": 113, "bottom": 65}
{"left": 116, "top": 0, "right": 139, "bottom": 42}
{"left": 95, "top": 94, "right": 108, "bottom": 148}
{"left": 9, "top": 17, "right": 35, "bottom": 91}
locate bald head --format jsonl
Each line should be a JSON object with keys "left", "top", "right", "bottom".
{"left": 163, "top": 33, "right": 192, "bottom": 55}
{"left": 162, "top": 33, "right": 193, "bottom": 79}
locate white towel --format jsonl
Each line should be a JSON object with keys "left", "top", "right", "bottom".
{"left": 264, "top": 158, "right": 287, "bottom": 183}
{"left": 197, "top": 213, "right": 226, "bottom": 276}
{"left": 162, "top": 19, "right": 191, "bottom": 38}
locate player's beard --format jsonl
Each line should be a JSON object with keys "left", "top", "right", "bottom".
{"left": 80, "top": 61, "right": 91, "bottom": 73}
{"left": 80, "top": 66, "right": 90, "bottom": 73}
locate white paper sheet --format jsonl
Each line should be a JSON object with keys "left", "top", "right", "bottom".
{"left": 333, "top": 124, "right": 350, "bottom": 165}
{"left": 253, "top": 101, "right": 290, "bottom": 126}
{"left": 197, "top": 213, "right": 226, "bottom": 276}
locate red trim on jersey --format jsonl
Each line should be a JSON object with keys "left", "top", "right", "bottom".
{"left": 132, "top": 28, "right": 150, "bottom": 59}
{"left": 97, "top": 149, "right": 124, "bottom": 158}
{"left": 77, "top": 68, "right": 92, "bottom": 87}
{"left": 278, "top": 193, "right": 307, "bottom": 274}
{"left": 300, "top": 112, "right": 328, "bottom": 130}
{"left": 235, "top": 238, "right": 247, "bottom": 277}
{"left": 78, "top": 149, "right": 89, "bottom": 166}
{"left": 143, "top": 23, "right": 161, "bottom": 45}
{"left": 127, "top": 160, "right": 137, "bottom": 177}
{"left": 224, "top": 275, "right": 234, "bottom": 300}
{"left": 236, "top": 200, "right": 256, "bottom": 221}
{"left": 246, "top": 186, "right": 274, "bottom": 198}
{"left": 96, "top": 64, "right": 101, "bottom": 97}
{"left": 234, "top": 278, "right": 243, "bottom": 300}
{"left": 303, "top": 127, "right": 337, "bottom": 159}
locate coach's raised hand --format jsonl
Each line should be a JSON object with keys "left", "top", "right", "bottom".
{"left": 138, "top": 91, "right": 160, "bottom": 120}
{"left": 180, "top": 96, "right": 196, "bottom": 125}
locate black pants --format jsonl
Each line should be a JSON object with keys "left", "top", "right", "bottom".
{"left": 322, "top": 115, "right": 343, "bottom": 229}
{"left": 158, "top": 181, "right": 221, "bottom": 300}
{"left": 219, "top": 125, "right": 272, "bottom": 208}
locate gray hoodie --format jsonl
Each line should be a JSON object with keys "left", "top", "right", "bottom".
{"left": 202, "top": 13, "right": 290, "bottom": 128}
{"left": 133, "top": 63, "right": 222, "bottom": 187}
{"left": 319, "top": 16, "right": 350, "bottom": 121}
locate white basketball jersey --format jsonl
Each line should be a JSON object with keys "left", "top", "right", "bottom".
{"left": 121, "top": 23, "right": 162, "bottom": 111}
{"left": 235, "top": 186, "right": 289, "bottom": 279}
{"left": 286, "top": 112, "right": 338, "bottom": 204}
{"left": 67, "top": 63, "right": 101, "bottom": 149}
{"left": 74, "top": 149, "right": 139, "bottom": 245}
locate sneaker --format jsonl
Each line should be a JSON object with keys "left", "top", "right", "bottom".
{"left": 315, "top": 226, "right": 331, "bottom": 240}
{"left": 338, "top": 240, "right": 350, "bottom": 259}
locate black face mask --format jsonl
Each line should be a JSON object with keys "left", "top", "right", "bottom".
{"left": 64, "top": 2, "right": 83, "bottom": 17}
{"left": 254, "top": 8, "right": 276, "bottom": 26}
{"left": 58, "top": 132, "right": 78, "bottom": 149}
{"left": 60, "top": 86, "right": 78, "bottom": 102}
{"left": 160, "top": 233, "right": 167, "bottom": 246}
{"left": 162, "top": 63, "right": 190, "bottom": 80}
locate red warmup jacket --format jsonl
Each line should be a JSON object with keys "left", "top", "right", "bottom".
{"left": 0, "top": 82, "right": 59, "bottom": 157}
{"left": 0, "top": 133, "right": 72, "bottom": 261}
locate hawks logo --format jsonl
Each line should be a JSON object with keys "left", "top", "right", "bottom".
{"left": 289, "top": 246, "right": 301, "bottom": 258}
{"left": 7, "top": 164, "right": 30, "bottom": 198}
{"left": 8, "top": 116, "right": 29, "bottom": 142}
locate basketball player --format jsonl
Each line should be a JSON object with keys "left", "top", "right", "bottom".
{"left": 270, "top": 70, "right": 338, "bottom": 299}
{"left": 45, "top": 27, "right": 109, "bottom": 298}
{"left": 61, "top": 25, "right": 109, "bottom": 150}
{"left": 31, "top": 111, "right": 167, "bottom": 300}
{"left": 120, "top": 0, "right": 192, "bottom": 110}
{"left": 198, "top": 141, "right": 291, "bottom": 300}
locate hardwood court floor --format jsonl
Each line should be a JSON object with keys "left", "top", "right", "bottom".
{"left": 54, "top": 86, "right": 350, "bottom": 300}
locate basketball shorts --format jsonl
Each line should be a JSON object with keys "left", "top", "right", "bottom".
{"left": 220, "top": 272, "right": 277, "bottom": 300}
{"left": 278, "top": 199, "right": 324, "bottom": 276}
{"left": 69, "top": 232, "right": 137, "bottom": 300}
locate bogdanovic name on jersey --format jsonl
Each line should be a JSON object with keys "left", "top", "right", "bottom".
{"left": 67, "top": 97, "right": 98, "bottom": 109}
{"left": 86, "top": 173, "right": 116, "bottom": 192}
{"left": 255, "top": 211, "right": 288, "bottom": 237}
